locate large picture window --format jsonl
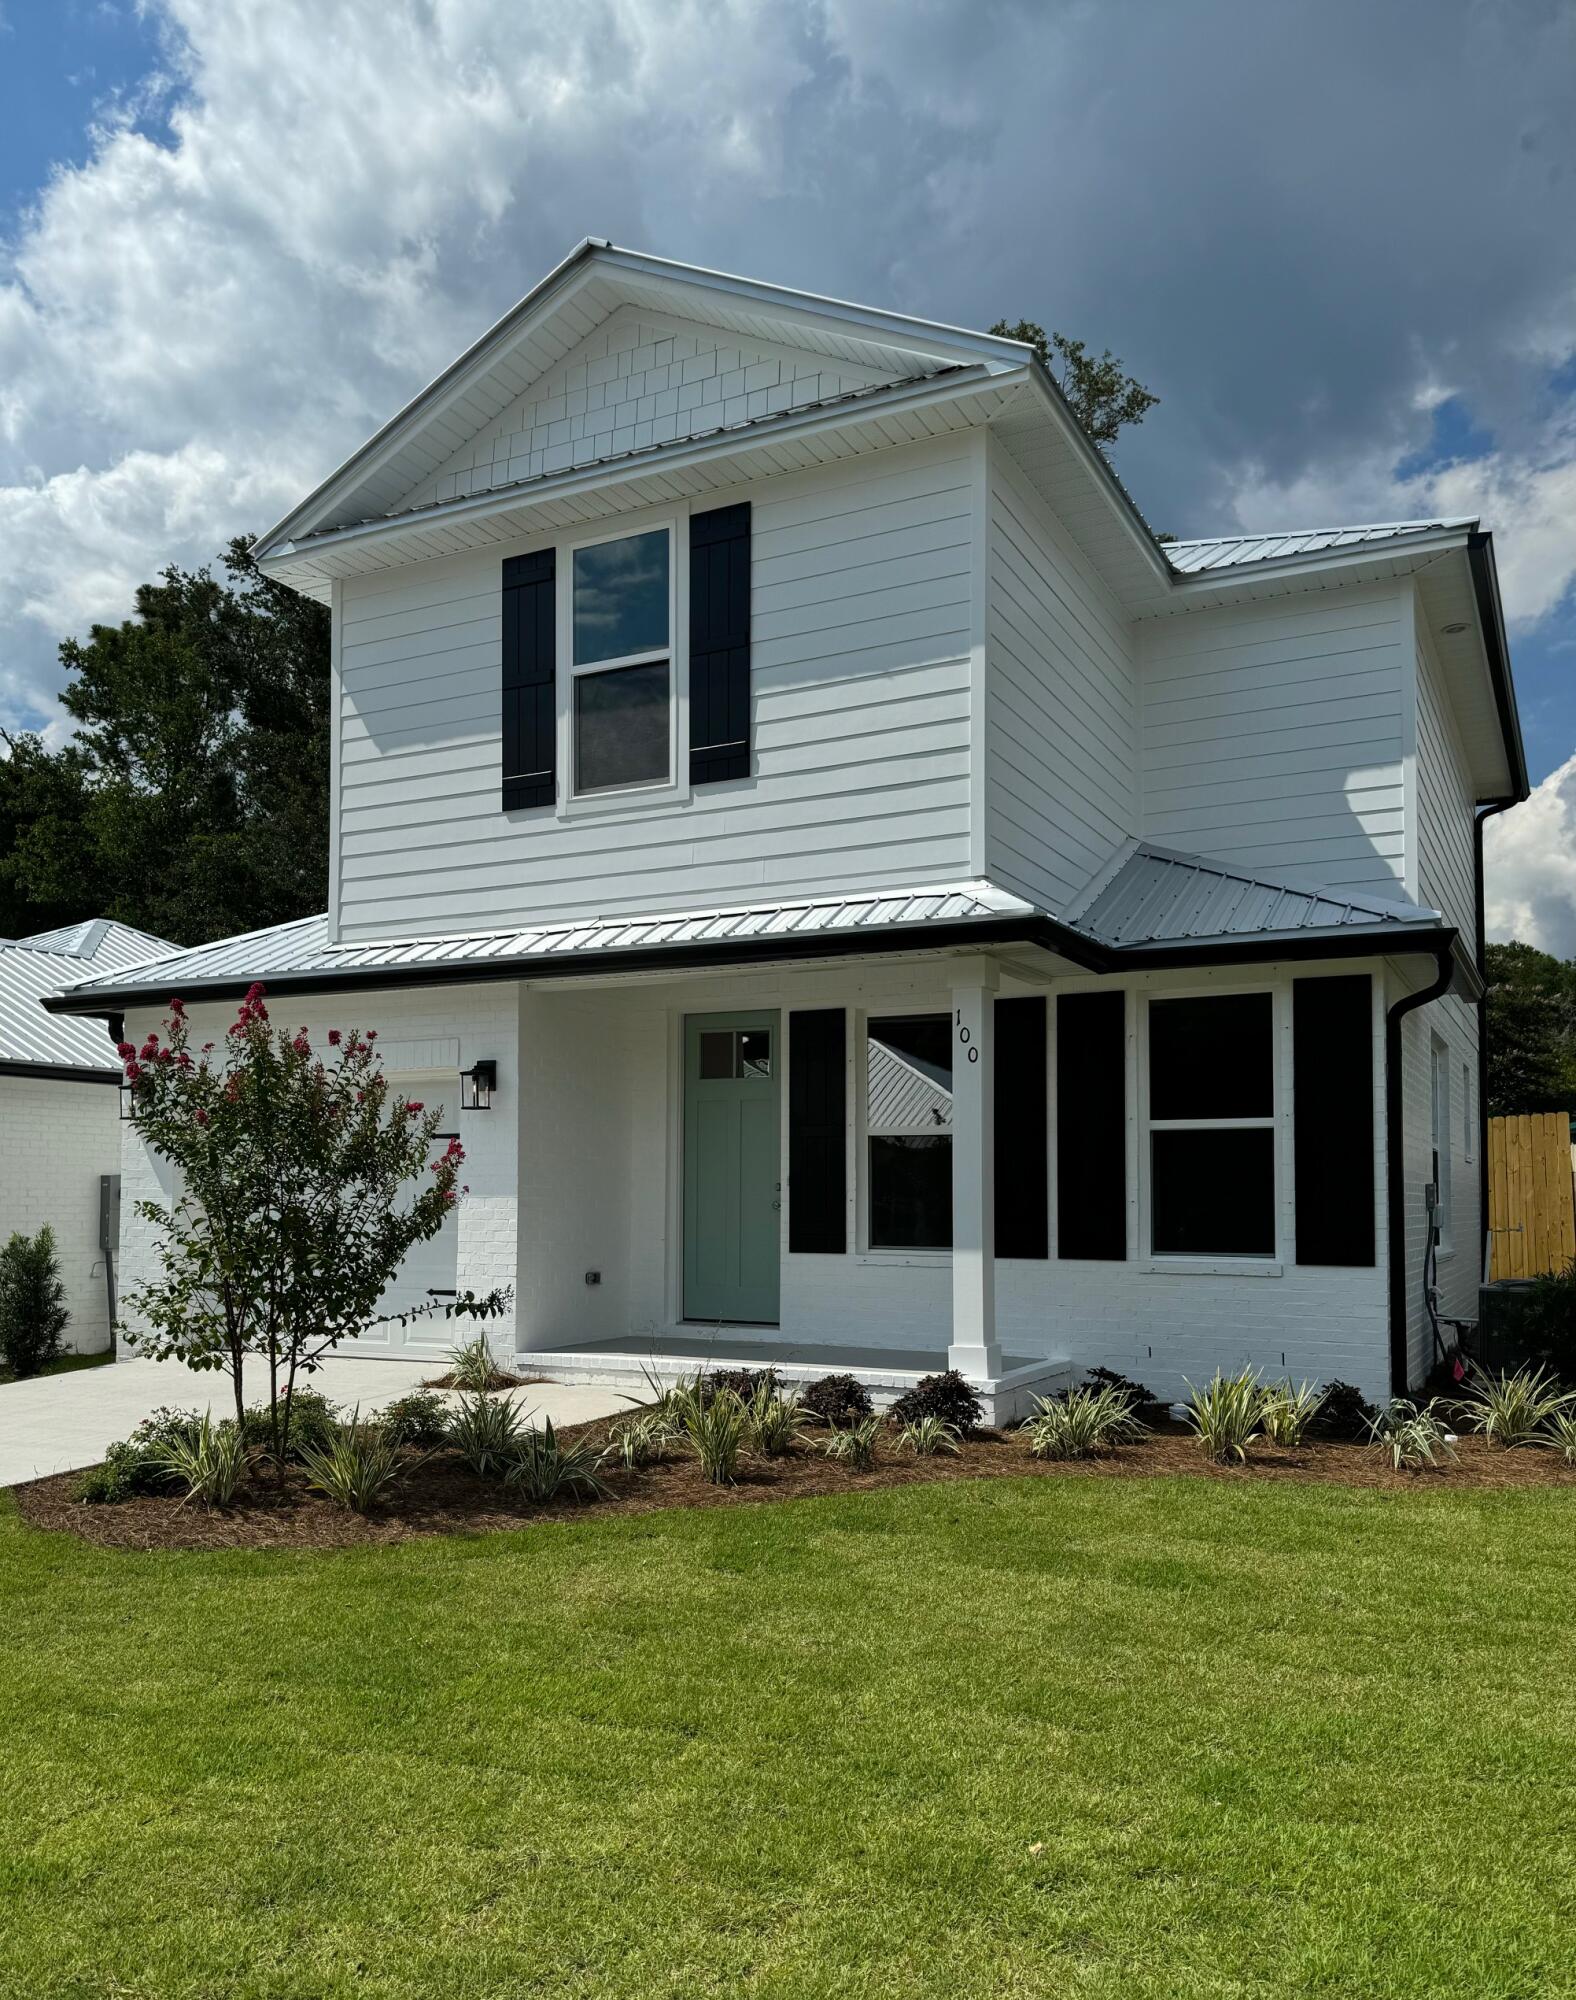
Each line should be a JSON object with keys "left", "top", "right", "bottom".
{"left": 866, "top": 1013, "right": 952, "bottom": 1249}
{"left": 1147, "top": 993, "right": 1276, "bottom": 1257}
{"left": 569, "top": 527, "right": 672, "bottom": 795}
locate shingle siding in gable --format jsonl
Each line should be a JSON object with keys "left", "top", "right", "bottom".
{"left": 399, "top": 311, "right": 895, "bottom": 514}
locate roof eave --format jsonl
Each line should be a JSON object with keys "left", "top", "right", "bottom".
{"left": 1466, "top": 530, "right": 1530, "bottom": 803}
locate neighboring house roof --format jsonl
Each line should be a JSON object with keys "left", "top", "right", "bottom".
{"left": 1, "top": 920, "right": 176, "bottom": 1074}
{"left": 44, "top": 844, "right": 1470, "bottom": 1018}
{"left": 1165, "top": 519, "right": 1477, "bottom": 574}
{"left": 1066, "top": 842, "right": 1442, "bottom": 949}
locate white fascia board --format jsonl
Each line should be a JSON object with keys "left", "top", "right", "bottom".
{"left": 256, "top": 365, "right": 1014, "bottom": 580}
{"left": 1014, "top": 366, "right": 1175, "bottom": 593}
{"left": 256, "top": 241, "right": 1030, "bottom": 561}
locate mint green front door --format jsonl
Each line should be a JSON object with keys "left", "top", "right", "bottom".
{"left": 683, "top": 1011, "right": 781, "bottom": 1324}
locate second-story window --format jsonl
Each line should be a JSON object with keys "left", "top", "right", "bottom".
{"left": 570, "top": 526, "right": 672, "bottom": 795}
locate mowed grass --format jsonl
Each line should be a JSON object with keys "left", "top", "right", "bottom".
{"left": 2, "top": 1476, "right": 1575, "bottom": 1999}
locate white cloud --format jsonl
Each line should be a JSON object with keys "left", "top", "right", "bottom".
{"left": 1485, "top": 755, "right": 1576, "bottom": 957}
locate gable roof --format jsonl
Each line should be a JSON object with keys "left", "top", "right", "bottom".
{"left": 1, "top": 919, "right": 176, "bottom": 1074}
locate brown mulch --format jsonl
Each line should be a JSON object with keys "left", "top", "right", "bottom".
{"left": 14, "top": 1417, "right": 1576, "bottom": 1555}
{"left": 421, "top": 1369, "right": 541, "bottom": 1391}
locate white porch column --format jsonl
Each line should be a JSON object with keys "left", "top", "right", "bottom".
{"left": 949, "top": 959, "right": 1001, "bottom": 1381}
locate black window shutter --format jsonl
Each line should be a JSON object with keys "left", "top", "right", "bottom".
{"left": 1293, "top": 974, "right": 1376, "bottom": 1266}
{"left": 788, "top": 1008, "right": 846, "bottom": 1253}
{"left": 1056, "top": 991, "right": 1127, "bottom": 1260}
{"left": 995, "top": 997, "right": 1048, "bottom": 1258}
{"left": 689, "top": 502, "right": 751, "bottom": 785}
{"left": 501, "top": 547, "right": 555, "bottom": 810}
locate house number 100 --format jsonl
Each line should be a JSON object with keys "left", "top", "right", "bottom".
{"left": 955, "top": 1011, "right": 979, "bottom": 1063}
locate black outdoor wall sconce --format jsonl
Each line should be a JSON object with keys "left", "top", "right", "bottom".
{"left": 461, "top": 1059, "right": 497, "bottom": 1110}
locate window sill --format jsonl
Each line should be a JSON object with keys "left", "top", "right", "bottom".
{"left": 555, "top": 778, "right": 688, "bottom": 822}
{"left": 855, "top": 1251, "right": 951, "bottom": 1268}
{"left": 1137, "top": 1257, "right": 1284, "bottom": 1279}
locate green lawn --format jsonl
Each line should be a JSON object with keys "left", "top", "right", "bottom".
{"left": 2, "top": 1475, "right": 1574, "bottom": 2000}
{"left": 0, "top": 1349, "right": 113, "bottom": 1388}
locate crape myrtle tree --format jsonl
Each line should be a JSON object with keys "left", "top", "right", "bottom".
{"left": 123, "top": 983, "right": 470, "bottom": 1468}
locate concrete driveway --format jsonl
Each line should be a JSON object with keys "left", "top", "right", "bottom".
{"left": 0, "top": 1355, "right": 628, "bottom": 1488}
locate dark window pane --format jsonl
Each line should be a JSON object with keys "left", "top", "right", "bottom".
{"left": 574, "top": 660, "right": 669, "bottom": 793}
{"left": 1151, "top": 1129, "right": 1276, "bottom": 1256}
{"left": 573, "top": 529, "right": 669, "bottom": 665}
{"left": 867, "top": 1013, "right": 952, "bottom": 1135}
{"left": 870, "top": 1136, "right": 952, "bottom": 1248}
{"left": 1149, "top": 994, "right": 1273, "bottom": 1120}
{"left": 699, "top": 1031, "right": 735, "bottom": 1080}
{"left": 1057, "top": 991, "right": 1126, "bottom": 1260}
{"left": 739, "top": 1029, "right": 771, "bottom": 1078}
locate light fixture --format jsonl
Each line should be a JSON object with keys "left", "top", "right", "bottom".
{"left": 461, "top": 1059, "right": 497, "bottom": 1111}
{"left": 118, "top": 1078, "right": 134, "bottom": 1122}
{"left": 1440, "top": 620, "right": 1471, "bottom": 635}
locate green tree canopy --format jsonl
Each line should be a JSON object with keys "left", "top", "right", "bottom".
{"left": 0, "top": 537, "right": 328, "bottom": 946}
{"left": 1484, "top": 939, "right": 1576, "bottom": 1116}
{"left": 989, "top": 319, "right": 1159, "bottom": 448}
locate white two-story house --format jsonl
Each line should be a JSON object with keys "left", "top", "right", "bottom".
{"left": 49, "top": 241, "right": 1528, "bottom": 1417}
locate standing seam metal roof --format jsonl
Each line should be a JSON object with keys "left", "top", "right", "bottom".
{"left": 1164, "top": 519, "right": 1476, "bottom": 575}
{"left": 1, "top": 920, "right": 177, "bottom": 1070}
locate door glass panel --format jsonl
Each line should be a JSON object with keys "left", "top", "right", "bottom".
{"left": 699, "top": 1031, "right": 735, "bottom": 1080}
{"left": 739, "top": 1029, "right": 772, "bottom": 1077}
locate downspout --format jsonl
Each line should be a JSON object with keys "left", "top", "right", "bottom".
{"left": 1385, "top": 943, "right": 1458, "bottom": 1398}
{"left": 1474, "top": 800, "right": 1517, "bottom": 1282}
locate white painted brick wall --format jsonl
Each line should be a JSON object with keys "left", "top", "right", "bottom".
{"left": 0, "top": 1074, "right": 121, "bottom": 1354}
{"left": 116, "top": 984, "right": 519, "bottom": 1367}
{"left": 403, "top": 309, "right": 890, "bottom": 511}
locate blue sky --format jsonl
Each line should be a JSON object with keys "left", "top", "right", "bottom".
{"left": 0, "top": 0, "right": 1572, "bottom": 940}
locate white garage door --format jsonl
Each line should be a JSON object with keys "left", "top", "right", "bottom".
{"left": 341, "top": 1076, "right": 461, "bottom": 1358}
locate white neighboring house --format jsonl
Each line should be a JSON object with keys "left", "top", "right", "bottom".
{"left": 48, "top": 242, "right": 1528, "bottom": 1417}
{"left": 2, "top": 919, "right": 173, "bottom": 1354}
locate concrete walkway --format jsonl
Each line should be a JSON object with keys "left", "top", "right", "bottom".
{"left": 0, "top": 1355, "right": 628, "bottom": 1488}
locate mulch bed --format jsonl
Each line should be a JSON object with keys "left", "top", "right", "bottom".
{"left": 14, "top": 1417, "right": 1576, "bottom": 1554}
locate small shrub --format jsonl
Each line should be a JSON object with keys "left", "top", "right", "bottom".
{"left": 153, "top": 1413, "right": 248, "bottom": 1508}
{"left": 679, "top": 1386, "right": 751, "bottom": 1485}
{"left": 238, "top": 1387, "right": 342, "bottom": 1463}
{"left": 1259, "top": 1379, "right": 1326, "bottom": 1448}
{"left": 446, "top": 1335, "right": 497, "bottom": 1394}
{"left": 0, "top": 1225, "right": 70, "bottom": 1379}
{"left": 605, "top": 1409, "right": 675, "bottom": 1470}
{"left": 507, "top": 1419, "right": 610, "bottom": 1503}
{"left": 1313, "top": 1379, "right": 1378, "bottom": 1441}
{"left": 76, "top": 1406, "right": 209, "bottom": 1502}
{"left": 378, "top": 1388, "right": 451, "bottom": 1450}
{"left": 1183, "top": 1368, "right": 1264, "bottom": 1465}
{"left": 705, "top": 1366, "right": 779, "bottom": 1405}
{"left": 1023, "top": 1383, "right": 1146, "bottom": 1461}
{"left": 1083, "top": 1366, "right": 1164, "bottom": 1417}
{"left": 895, "top": 1414, "right": 962, "bottom": 1458}
{"left": 888, "top": 1370, "right": 983, "bottom": 1434}
{"left": 1369, "top": 1397, "right": 1457, "bottom": 1472}
{"left": 822, "top": 1416, "right": 883, "bottom": 1472}
{"left": 298, "top": 1410, "right": 406, "bottom": 1512}
{"left": 450, "top": 1391, "right": 524, "bottom": 1478}
{"left": 1456, "top": 1364, "right": 1575, "bottom": 1449}
{"left": 746, "top": 1383, "right": 809, "bottom": 1458}
{"left": 799, "top": 1373, "right": 874, "bottom": 1426}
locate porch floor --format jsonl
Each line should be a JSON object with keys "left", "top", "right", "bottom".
{"left": 530, "top": 1331, "right": 1043, "bottom": 1378}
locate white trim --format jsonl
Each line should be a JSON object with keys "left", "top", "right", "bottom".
{"left": 555, "top": 515, "right": 688, "bottom": 814}
{"left": 327, "top": 577, "right": 343, "bottom": 943}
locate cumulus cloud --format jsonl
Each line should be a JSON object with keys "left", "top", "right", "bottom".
{"left": 1486, "top": 756, "right": 1576, "bottom": 957}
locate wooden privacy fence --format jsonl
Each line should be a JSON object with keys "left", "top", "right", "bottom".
{"left": 1487, "top": 1113, "right": 1576, "bottom": 1279}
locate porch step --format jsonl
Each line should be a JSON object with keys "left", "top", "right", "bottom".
{"left": 518, "top": 1336, "right": 1075, "bottom": 1427}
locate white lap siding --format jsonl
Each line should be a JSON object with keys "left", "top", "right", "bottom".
{"left": 114, "top": 985, "right": 520, "bottom": 1366}
{"left": 0, "top": 1074, "right": 120, "bottom": 1355}
{"left": 335, "top": 434, "right": 979, "bottom": 942}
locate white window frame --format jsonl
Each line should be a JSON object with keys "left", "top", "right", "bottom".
{"left": 1140, "top": 984, "right": 1282, "bottom": 1265}
{"left": 856, "top": 1002, "right": 954, "bottom": 1264}
{"left": 556, "top": 514, "right": 686, "bottom": 815}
